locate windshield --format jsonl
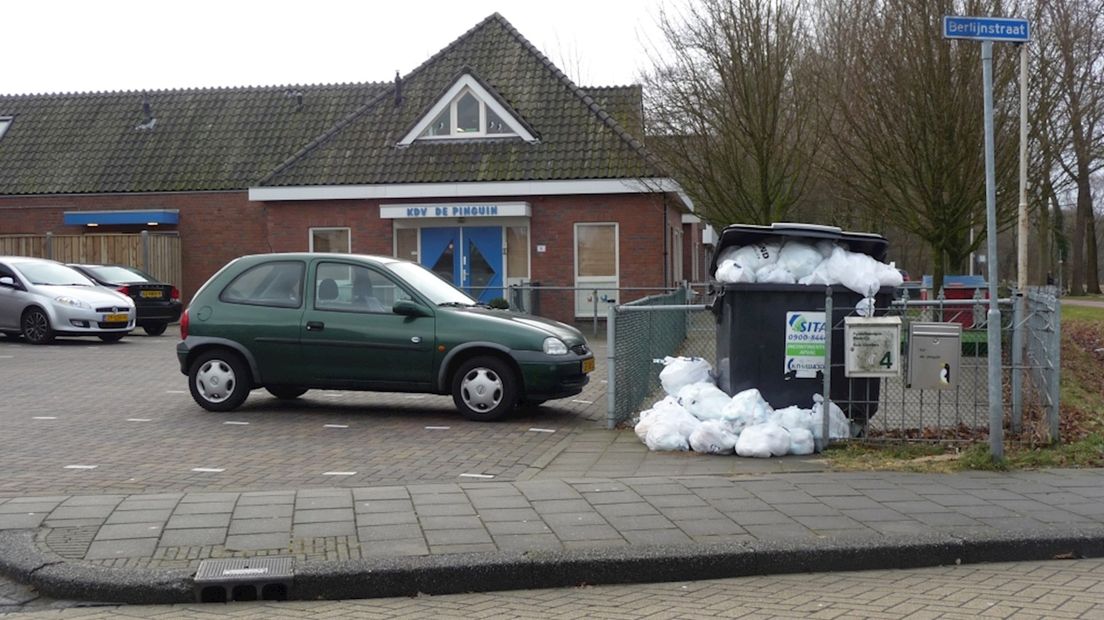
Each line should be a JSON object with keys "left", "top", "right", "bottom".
{"left": 388, "top": 261, "right": 475, "bottom": 305}
{"left": 87, "top": 265, "right": 154, "bottom": 283}
{"left": 14, "top": 262, "right": 95, "bottom": 286}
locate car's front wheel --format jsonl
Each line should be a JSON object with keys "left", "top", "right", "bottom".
{"left": 21, "top": 308, "right": 55, "bottom": 345}
{"left": 189, "top": 349, "right": 251, "bottom": 412}
{"left": 451, "top": 356, "right": 518, "bottom": 422}
{"left": 266, "top": 386, "right": 308, "bottom": 400}
{"left": 142, "top": 322, "right": 168, "bottom": 336}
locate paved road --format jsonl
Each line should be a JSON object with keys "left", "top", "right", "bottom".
{"left": 4, "top": 558, "right": 1103, "bottom": 618}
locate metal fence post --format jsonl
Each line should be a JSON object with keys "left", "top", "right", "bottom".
{"left": 593, "top": 289, "right": 599, "bottom": 337}
{"left": 1011, "top": 289, "right": 1024, "bottom": 433}
{"left": 1049, "top": 293, "right": 1061, "bottom": 443}
{"left": 819, "top": 286, "right": 833, "bottom": 452}
{"left": 606, "top": 304, "right": 618, "bottom": 430}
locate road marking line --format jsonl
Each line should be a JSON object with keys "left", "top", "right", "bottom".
{"left": 166, "top": 390, "right": 187, "bottom": 394}
{"left": 33, "top": 416, "right": 58, "bottom": 420}
{"left": 191, "top": 468, "right": 225, "bottom": 473}
{"left": 570, "top": 399, "right": 593, "bottom": 404}
{"left": 600, "top": 379, "right": 608, "bottom": 384}
{"left": 425, "top": 426, "right": 451, "bottom": 430}
{"left": 324, "top": 424, "right": 349, "bottom": 429}
{"left": 322, "top": 471, "right": 357, "bottom": 476}
{"left": 0, "top": 355, "right": 13, "bottom": 359}
{"left": 224, "top": 421, "right": 249, "bottom": 425}
{"left": 528, "top": 428, "right": 557, "bottom": 433}
{"left": 459, "top": 473, "right": 494, "bottom": 479}
{"left": 127, "top": 418, "right": 152, "bottom": 422}
{"left": 64, "top": 465, "right": 97, "bottom": 470}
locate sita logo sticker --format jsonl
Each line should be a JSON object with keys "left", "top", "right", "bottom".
{"left": 788, "top": 314, "right": 826, "bottom": 333}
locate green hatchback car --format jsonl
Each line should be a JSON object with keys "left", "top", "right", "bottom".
{"left": 176, "top": 253, "right": 594, "bottom": 421}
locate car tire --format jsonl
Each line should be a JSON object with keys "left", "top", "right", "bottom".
{"left": 451, "top": 356, "right": 518, "bottom": 422}
{"left": 98, "top": 334, "right": 125, "bottom": 343}
{"left": 189, "top": 349, "right": 251, "bottom": 412}
{"left": 142, "top": 322, "right": 168, "bottom": 336}
{"left": 266, "top": 386, "right": 308, "bottom": 400}
{"left": 21, "top": 307, "right": 55, "bottom": 345}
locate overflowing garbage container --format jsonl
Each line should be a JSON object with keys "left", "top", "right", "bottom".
{"left": 709, "top": 223, "right": 901, "bottom": 430}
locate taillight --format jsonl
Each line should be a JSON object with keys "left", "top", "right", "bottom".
{"left": 117, "top": 285, "right": 130, "bottom": 296}
{"left": 170, "top": 286, "right": 180, "bottom": 300}
{"left": 180, "top": 308, "right": 189, "bottom": 339}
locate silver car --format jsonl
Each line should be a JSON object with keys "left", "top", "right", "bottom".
{"left": 0, "top": 256, "right": 135, "bottom": 344}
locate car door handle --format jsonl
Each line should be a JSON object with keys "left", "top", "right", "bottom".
{"left": 306, "top": 321, "right": 325, "bottom": 332}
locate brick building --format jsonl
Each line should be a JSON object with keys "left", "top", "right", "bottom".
{"left": 0, "top": 14, "right": 705, "bottom": 323}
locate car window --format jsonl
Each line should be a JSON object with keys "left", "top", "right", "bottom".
{"left": 87, "top": 266, "right": 155, "bottom": 282}
{"left": 219, "top": 261, "right": 304, "bottom": 308}
{"left": 12, "top": 262, "right": 95, "bottom": 286}
{"left": 315, "top": 262, "right": 412, "bottom": 313}
{"left": 388, "top": 261, "right": 474, "bottom": 305}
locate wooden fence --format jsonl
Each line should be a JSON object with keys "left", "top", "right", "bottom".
{"left": 0, "top": 232, "right": 183, "bottom": 295}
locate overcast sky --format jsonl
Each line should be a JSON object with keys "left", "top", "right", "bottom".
{"left": 3, "top": 0, "right": 670, "bottom": 96}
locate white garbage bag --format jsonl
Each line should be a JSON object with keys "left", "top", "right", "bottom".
{"left": 811, "top": 394, "right": 851, "bottom": 440}
{"left": 677, "top": 382, "right": 733, "bottom": 421}
{"left": 658, "top": 356, "right": 713, "bottom": 397}
{"left": 777, "top": 241, "right": 825, "bottom": 280}
{"left": 645, "top": 419, "right": 691, "bottom": 451}
{"left": 730, "top": 242, "right": 781, "bottom": 273}
{"left": 735, "top": 422, "right": 792, "bottom": 458}
{"left": 855, "top": 297, "right": 875, "bottom": 317}
{"left": 689, "top": 420, "right": 739, "bottom": 454}
{"left": 788, "top": 427, "right": 816, "bottom": 455}
{"left": 716, "top": 259, "right": 756, "bottom": 284}
{"left": 772, "top": 405, "right": 815, "bottom": 434}
{"left": 756, "top": 262, "right": 797, "bottom": 284}
{"left": 720, "top": 388, "right": 773, "bottom": 434}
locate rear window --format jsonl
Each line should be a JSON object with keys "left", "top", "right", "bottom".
{"left": 219, "top": 261, "right": 304, "bottom": 308}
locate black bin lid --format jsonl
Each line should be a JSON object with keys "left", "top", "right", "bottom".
{"left": 708, "top": 222, "right": 889, "bottom": 278}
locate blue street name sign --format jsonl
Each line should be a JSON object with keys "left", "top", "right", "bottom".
{"left": 943, "top": 16, "right": 1030, "bottom": 42}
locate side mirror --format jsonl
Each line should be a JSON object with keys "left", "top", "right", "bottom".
{"left": 0, "top": 276, "right": 16, "bottom": 288}
{"left": 393, "top": 299, "right": 431, "bottom": 318}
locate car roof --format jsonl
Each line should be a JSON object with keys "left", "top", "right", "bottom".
{"left": 238, "top": 252, "right": 401, "bottom": 265}
{"left": 0, "top": 256, "right": 61, "bottom": 265}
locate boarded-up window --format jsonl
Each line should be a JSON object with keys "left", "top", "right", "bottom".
{"left": 310, "top": 228, "right": 350, "bottom": 253}
{"left": 395, "top": 228, "right": 418, "bottom": 262}
{"left": 506, "top": 226, "right": 529, "bottom": 278}
{"left": 576, "top": 224, "right": 617, "bottom": 278}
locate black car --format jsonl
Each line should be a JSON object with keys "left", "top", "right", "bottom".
{"left": 68, "top": 264, "right": 182, "bottom": 336}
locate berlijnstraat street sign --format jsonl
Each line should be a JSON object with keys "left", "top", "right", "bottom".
{"left": 943, "top": 16, "right": 1030, "bottom": 42}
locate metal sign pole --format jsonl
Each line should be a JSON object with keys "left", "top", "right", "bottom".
{"left": 982, "top": 40, "right": 1004, "bottom": 460}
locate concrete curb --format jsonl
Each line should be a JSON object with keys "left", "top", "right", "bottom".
{"left": 5, "top": 526, "right": 1104, "bottom": 605}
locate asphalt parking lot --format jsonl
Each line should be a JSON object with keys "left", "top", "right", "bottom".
{"left": 0, "top": 333, "right": 608, "bottom": 498}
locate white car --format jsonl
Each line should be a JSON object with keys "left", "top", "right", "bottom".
{"left": 0, "top": 256, "right": 136, "bottom": 344}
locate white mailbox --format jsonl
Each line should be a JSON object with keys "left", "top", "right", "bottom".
{"left": 844, "top": 316, "right": 902, "bottom": 378}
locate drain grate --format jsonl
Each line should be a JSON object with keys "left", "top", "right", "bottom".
{"left": 193, "top": 556, "right": 293, "bottom": 603}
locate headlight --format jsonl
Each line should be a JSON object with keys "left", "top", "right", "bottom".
{"left": 542, "top": 337, "right": 568, "bottom": 355}
{"left": 54, "top": 296, "right": 91, "bottom": 309}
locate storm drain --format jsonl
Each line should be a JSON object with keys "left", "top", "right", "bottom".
{"left": 193, "top": 557, "right": 293, "bottom": 603}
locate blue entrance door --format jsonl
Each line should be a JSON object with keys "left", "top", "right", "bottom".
{"left": 419, "top": 227, "right": 503, "bottom": 303}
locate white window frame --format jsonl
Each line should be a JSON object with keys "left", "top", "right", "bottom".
{"left": 309, "top": 227, "right": 351, "bottom": 253}
{"left": 398, "top": 74, "right": 537, "bottom": 146}
{"left": 573, "top": 222, "right": 620, "bottom": 318}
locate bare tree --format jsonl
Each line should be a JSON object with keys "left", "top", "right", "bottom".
{"left": 1037, "top": 0, "right": 1104, "bottom": 295}
{"left": 812, "top": 0, "right": 1022, "bottom": 290}
{"left": 641, "top": 0, "right": 818, "bottom": 227}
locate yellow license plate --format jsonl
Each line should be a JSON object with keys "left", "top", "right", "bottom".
{"left": 104, "top": 313, "right": 128, "bottom": 322}
{"left": 582, "top": 358, "right": 595, "bottom": 373}
{"left": 140, "top": 290, "right": 163, "bottom": 299}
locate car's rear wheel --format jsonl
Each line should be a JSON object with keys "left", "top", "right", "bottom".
{"left": 266, "top": 386, "right": 308, "bottom": 400}
{"left": 451, "top": 356, "right": 518, "bottom": 422}
{"left": 142, "top": 322, "right": 168, "bottom": 336}
{"left": 189, "top": 349, "right": 251, "bottom": 412}
{"left": 98, "top": 334, "right": 125, "bottom": 343}
{"left": 21, "top": 308, "right": 54, "bottom": 345}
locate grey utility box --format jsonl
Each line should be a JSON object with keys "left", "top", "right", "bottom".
{"left": 844, "top": 316, "right": 902, "bottom": 378}
{"left": 907, "top": 322, "right": 962, "bottom": 389}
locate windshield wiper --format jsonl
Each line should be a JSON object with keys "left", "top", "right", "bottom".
{"left": 438, "top": 301, "right": 474, "bottom": 307}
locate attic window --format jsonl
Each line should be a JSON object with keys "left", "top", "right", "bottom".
{"left": 0, "top": 117, "right": 11, "bottom": 141}
{"left": 398, "top": 74, "right": 536, "bottom": 146}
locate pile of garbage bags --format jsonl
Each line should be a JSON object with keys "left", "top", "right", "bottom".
{"left": 635, "top": 357, "right": 851, "bottom": 457}
{"left": 714, "top": 239, "right": 903, "bottom": 297}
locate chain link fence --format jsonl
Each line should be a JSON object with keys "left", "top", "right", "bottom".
{"left": 606, "top": 284, "right": 1062, "bottom": 447}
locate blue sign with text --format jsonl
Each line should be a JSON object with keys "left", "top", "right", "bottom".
{"left": 943, "top": 16, "right": 1030, "bottom": 42}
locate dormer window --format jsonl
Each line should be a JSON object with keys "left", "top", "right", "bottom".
{"left": 398, "top": 73, "right": 537, "bottom": 146}
{"left": 0, "top": 117, "right": 11, "bottom": 142}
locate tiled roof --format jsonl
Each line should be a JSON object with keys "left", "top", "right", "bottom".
{"left": 0, "top": 83, "right": 386, "bottom": 195}
{"left": 0, "top": 14, "right": 659, "bottom": 196}
{"left": 260, "top": 13, "right": 661, "bottom": 187}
